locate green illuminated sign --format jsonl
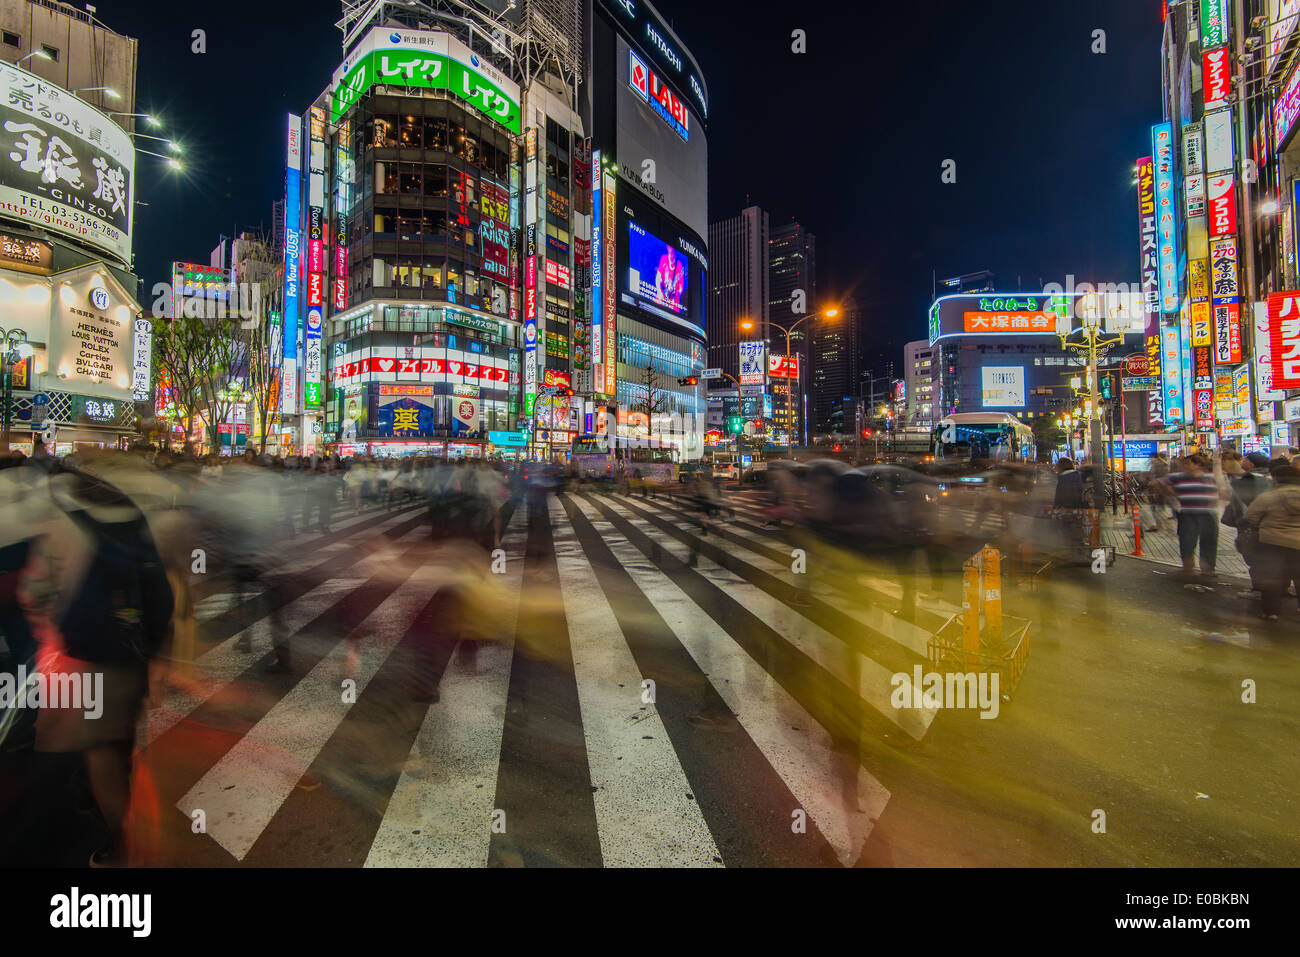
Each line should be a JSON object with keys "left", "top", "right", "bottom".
{"left": 332, "top": 49, "right": 521, "bottom": 132}
{"left": 444, "top": 310, "right": 499, "bottom": 335}
{"left": 304, "top": 381, "right": 323, "bottom": 409}
{"left": 1200, "top": 0, "right": 1228, "bottom": 49}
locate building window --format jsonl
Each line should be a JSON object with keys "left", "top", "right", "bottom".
{"left": 40, "top": 44, "right": 58, "bottom": 62}
{"left": 2, "top": 32, "right": 19, "bottom": 47}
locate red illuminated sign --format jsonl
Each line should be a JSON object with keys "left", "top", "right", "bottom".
{"left": 1207, "top": 174, "right": 1236, "bottom": 237}
{"left": 545, "top": 259, "right": 571, "bottom": 288}
{"left": 767, "top": 354, "right": 799, "bottom": 379}
{"left": 963, "top": 312, "right": 1057, "bottom": 332}
{"left": 1267, "top": 291, "right": 1300, "bottom": 389}
{"left": 1203, "top": 48, "right": 1231, "bottom": 109}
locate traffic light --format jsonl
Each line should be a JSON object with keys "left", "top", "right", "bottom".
{"left": 677, "top": 376, "right": 698, "bottom": 386}
{"left": 1100, "top": 375, "right": 1113, "bottom": 401}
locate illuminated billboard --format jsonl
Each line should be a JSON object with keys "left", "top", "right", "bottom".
{"left": 0, "top": 61, "right": 134, "bottom": 264}
{"left": 981, "top": 367, "right": 1025, "bottom": 408}
{"left": 627, "top": 221, "right": 687, "bottom": 315}
{"left": 615, "top": 35, "right": 707, "bottom": 240}
{"left": 330, "top": 28, "right": 520, "bottom": 132}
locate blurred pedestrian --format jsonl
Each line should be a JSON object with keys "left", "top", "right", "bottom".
{"left": 1222, "top": 451, "right": 1274, "bottom": 596}
{"left": 26, "top": 468, "right": 174, "bottom": 866}
{"left": 1159, "top": 453, "right": 1227, "bottom": 582}
{"left": 1244, "top": 465, "right": 1300, "bottom": 622}
{"left": 1052, "top": 458, "right": 1085, "bottom": 508}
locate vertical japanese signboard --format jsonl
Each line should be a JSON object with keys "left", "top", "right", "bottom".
{"left": 1137, "top": 155, "right": 1162, "bottom": 428}
{"left": 602, "top": 170, "right": 617, "bottom": 397}
{"left": 281, "top": 113, "right": 301, "bottom": 415}
{"left": 304, "top": 106, "right": 326, "bottom": 410}
{"left": 524, "top": 128, "right": 538, "bottom": 416}
{"left": 1210, "top": 235, "right": 1242, "bottom": 364}
{"left": 1267, "top": 291, "right": 1300, "bottom": 390}
{"left": 334, "top": 118, "right": 351, "bottom": 311}
{"left": 1152, "top": 124, "right": 1180, "bottom": 313}
{"left": 1253, "top": 301, "right": 1286, "bottom": 404}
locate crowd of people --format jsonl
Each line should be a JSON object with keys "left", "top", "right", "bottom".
{"left": 0, "top": 440, "right": 527, "bottom": 866}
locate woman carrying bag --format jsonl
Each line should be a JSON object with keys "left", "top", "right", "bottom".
{"left": 1243, "top": 465, "right": 1300, "bottom": 622}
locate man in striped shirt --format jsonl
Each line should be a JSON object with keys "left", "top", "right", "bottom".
{"left": 1160, "top": 453, "right": 1227, "bottom": 580}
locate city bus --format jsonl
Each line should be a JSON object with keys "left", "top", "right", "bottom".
{"left": 931, "top": 412, "right": 1037, "bottom": 465}
{"left": 571, "top": 436, "right": 678, "bottom": 482}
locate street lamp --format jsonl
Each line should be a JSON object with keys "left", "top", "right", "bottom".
{"left": 137, "top": 147, "right": 182, "bottom": 171}
{"left": 740, "top": 306, "right": 838, "bottom": 451}
{"left": 1, "top": 327, "right": 35, "bottom": 453}
{"left": 16, "top": 50, "right": 51, "bottom": 65}
{"left": 74, "top": 86, "right": 120, "bottom": 99}
{"left": 135, "top": 132, "right": 182, "bottom": 154}
{"left": 1055, "top": 296, "right": 1121, "bottom": 465}
{"left": 109, "top": 112, "right": 161, "bottom": 127}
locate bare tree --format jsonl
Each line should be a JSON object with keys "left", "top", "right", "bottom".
{"left": 233, "top": 233, "right": 283, "bottom": 453}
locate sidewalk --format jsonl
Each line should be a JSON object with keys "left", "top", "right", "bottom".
{"left": 1100, "top": 509, "right": 1249, "bottom": 579}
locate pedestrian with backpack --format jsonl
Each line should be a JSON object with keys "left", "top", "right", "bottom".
{"left": 24, "top": 467, "right": 174, "bottom": 866}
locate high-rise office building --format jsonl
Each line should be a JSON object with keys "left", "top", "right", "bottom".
{"left": 707, "top": 205, "right": 768, "bottom": 385}
{"left": 811, "top": 297, "right": 861, "bottom": 436}
{"left": 768, "top": 220, "right": 815, "bottom": 444}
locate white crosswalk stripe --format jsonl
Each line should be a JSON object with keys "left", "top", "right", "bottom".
{"left": 549, "top": 497, "right": 722, "bottom": 868}
{"left": 142, "top": 490, "right": 969, "bottom": 866}
{"left": 565, "top": 494, "right": 887, "bottom": 867}
{"left": 365, "top": 507, "right": 527, "bottom": 868}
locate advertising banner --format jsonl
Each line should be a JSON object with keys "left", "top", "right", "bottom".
{"left": 738, "top": 341, "right": 765, "bottom": 386}
{"left": 1267, "top": 291, "right": 1300, "bottom": 390}
{"left": 1161, "top": 320, "right": 1185, "bottom": 427}
{"left": 1213, "top": 302, "right": 1242, "bottom": 365}
{"left": 1207, "top": 173, "right": 1237, "bottom": 238}
{"left": 1153, "top": 124, "right": 1180, "bottom": 312}
{"left": 614, "top": 35, "right": 708, "bottom": 240}
{"left": 330, "top": 28, "right": 521, "bottom": 132}
{"left": 591, "top": 152, "right": 603, "bottom": 391}
{"left": 282, "top": 113, "right": 301, "bottom": 413}
{"left": 981, "top": 366, "right": 1025, "bottom": 408}
{"left": 603, "top": 172, "right": 616, "bottom": 396}
{"left": 767, "top": 354, "right": 799, "bottom": 379}
{"left": 1193, "top": 344, "right": 1214, "bottom": 429}
{"left": 0, "top": 62, "right": 134, "bottom": 264}
{"left": 1201, "top": 0, "right": 1230, "bottom": 48}
{"left": 1203, "top": 48, "right": 1231, "bottom": 110}
{"left": 1205, "top": 110, "right": 1234, "bottom": 172}
{"left": 1137, "top": 155, "right": 1162, "bottom": 428}
{"left": 131, "top": 317, "right": 152, "bottom": 402}
{"left": 1253, "top": 301, "right": 1287, "bottom": 402}
{"left": 1210, "top": 235, "right": 1239, "bottom": 302}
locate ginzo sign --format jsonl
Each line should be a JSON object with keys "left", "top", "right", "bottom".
{"left": 0, "top": 62, "right": 133, "bottom": 263}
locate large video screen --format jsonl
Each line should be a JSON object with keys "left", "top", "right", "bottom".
{"left": 628, "top": 221, "right": 689, "bottom": 316}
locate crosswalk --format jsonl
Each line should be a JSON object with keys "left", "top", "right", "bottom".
{"left": 135, "top": 488, "right": 967, "bottom": 868}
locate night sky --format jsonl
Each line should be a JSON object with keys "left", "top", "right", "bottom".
{"left": 112, "top": 0, "right": 1163, "bottom": 370}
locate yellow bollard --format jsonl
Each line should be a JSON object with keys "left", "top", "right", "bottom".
{"left": 961, "top": 559, "right": 980, "bottom": 655}
{"left": 981, "top": 546, "right": 1002, "bottom": 648}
